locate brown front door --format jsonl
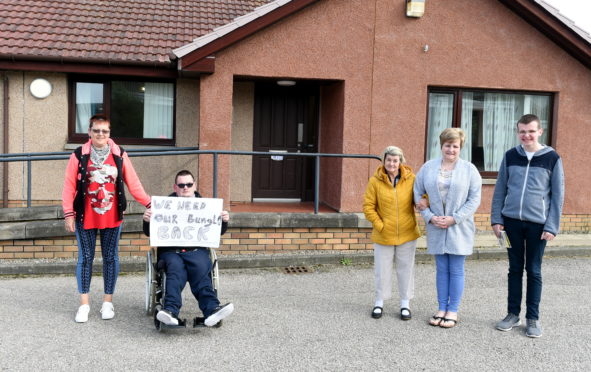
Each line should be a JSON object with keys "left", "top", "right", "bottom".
{"left": 252, "top": 82, "right": 319, "bottom": 200}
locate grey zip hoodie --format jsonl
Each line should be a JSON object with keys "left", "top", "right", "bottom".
{"left": 491, "top": 145, "right": 564, "bottom": 236}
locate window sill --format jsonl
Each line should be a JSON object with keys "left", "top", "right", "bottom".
{"left": 482, "top": 178, "right": 496, "bottom": 185}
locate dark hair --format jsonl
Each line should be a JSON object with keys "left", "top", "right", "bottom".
{"left": 175, "top": 170, "right": 195, "bottom": 184}
{"left": 89, "top": 114, "right": 110, "bottom": 129}
{"left": 517, "top": 114, "right": 541, "bottom": 129}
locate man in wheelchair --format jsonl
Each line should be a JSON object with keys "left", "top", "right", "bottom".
{"left": 143, "top": 170, "right": 233, "bottom": 327}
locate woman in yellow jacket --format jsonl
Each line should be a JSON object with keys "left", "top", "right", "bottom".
{"left": 363, "top": 146, "right": 420, "bottom": 320}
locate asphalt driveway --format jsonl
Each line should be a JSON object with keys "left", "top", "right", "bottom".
{"left": 1, "top": 257, "right": 590, "bottom": 371}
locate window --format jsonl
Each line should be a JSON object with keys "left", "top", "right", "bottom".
{"left": 426, "top": 88, "right": 553, "bottom": 174}
{"left": 69, "top": 76, "right": 175, "bottom": 145}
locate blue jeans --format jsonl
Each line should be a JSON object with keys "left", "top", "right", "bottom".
{"left": 158, "top": 248, "right": 220, "bottom": 318}
{"left": 75, "top": 221, "right": 122, "bottom": 294}
{"left": 504, "top": 217, "right": 547, "bottom": 320}
{"left": 435, "top": 254, "right": 466, "bottom": 313}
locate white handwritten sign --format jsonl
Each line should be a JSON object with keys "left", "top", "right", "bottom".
{"left": 149, "top": 196, "right": 223, "bottom": 247}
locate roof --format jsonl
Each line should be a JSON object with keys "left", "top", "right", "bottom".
{"left": 0, "top": 0, "right": 589, "bottom": 74}
{"left": 174, "top": 0, "right": 293, "bottom": 58}
{"left": 535, "top": 0, "right": 591, "bottom": 44}
{"left": 0, "top": 0, "right": 271, "bottom": 66}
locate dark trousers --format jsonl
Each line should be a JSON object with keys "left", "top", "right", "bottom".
{"left": 158, "top": 248, "right": 219, "bottom": 318}
{"left": 504, "top": 216, "right": 547, "bottom": 320}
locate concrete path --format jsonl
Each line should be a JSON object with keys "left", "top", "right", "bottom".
{"left": 1, "top": 257, "right": 591, "bottom": 371}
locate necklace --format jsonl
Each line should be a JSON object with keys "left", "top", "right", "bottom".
{"left": 439, "top": 168, "right": 453, "bottom": 179}
{"left": 90, "top": 144, "right": 110, "bottom": 167}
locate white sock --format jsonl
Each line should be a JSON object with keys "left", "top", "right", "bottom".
{"left": 400, "top": 299, "right": 410, "bottom": 309}
{"left": 374, "top": 299, "right": 384, "bottom": 308}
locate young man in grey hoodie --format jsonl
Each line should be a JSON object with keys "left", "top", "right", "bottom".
{"left": 491, "top": 114, "right": 564, "bottom": 338}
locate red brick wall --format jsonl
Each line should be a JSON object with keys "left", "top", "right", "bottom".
{"left": 1, "top": 213, "right": 589, "bottom": 259}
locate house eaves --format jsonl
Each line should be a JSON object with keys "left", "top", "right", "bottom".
{"left": 175, "top": 0, "right": 320, "bottom": 72}
{"left": 498, "top": 0, "right": 591, "bottom": 69}
{"left": 177, "top": 0, "right": 591, "bottom": 73}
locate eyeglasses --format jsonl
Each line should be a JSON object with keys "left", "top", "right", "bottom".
{"left": 176, "top": 183, "right": 194, "bottom": 189}
{"left": 91, "top": 129, "right": 110, "bottom": 134}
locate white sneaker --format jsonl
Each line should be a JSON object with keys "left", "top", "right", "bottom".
{"left": 204, "top": 303, "right": 234, "bottom": 327}
{"left": 75, "top": 304, "right": 90, "bottom": 323}
{"left": 100, "top": 302, "right": 114, "bottom": 320}
{"left": 156, "top": 309, "right": 179, "bottom": 326}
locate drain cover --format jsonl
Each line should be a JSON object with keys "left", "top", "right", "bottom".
{"left": 283, "top": 266, "right": 310, "bottom": 274}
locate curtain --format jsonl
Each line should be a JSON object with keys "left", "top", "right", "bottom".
{"left": 524, "top": 95, "right": 550, "bottom": 145}
{"left": 75, "top": 83, "right": 103, "bottom": 133}
{"left": 483, "top": 93, "right": 519, "bottom": 171}
{"left": 143, "top": 83, "right": 174, "bottom": 139}
{"left": 460, "top": 92, "right": 473, "bottom": 162}
{"left": 427, "top": 93, "right": 454, "bottom": 160}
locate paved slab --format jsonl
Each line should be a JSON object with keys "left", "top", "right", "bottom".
{"left": 1, "top": 257, "right": 591, "bottom": 371}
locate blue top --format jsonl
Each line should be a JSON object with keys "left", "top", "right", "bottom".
{"left": 491, "top": 145, "right": 564, "bottom": 235}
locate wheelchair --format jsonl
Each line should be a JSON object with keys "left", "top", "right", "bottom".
{"left": 145, "top": 247, "right": 220, "bottom": 331}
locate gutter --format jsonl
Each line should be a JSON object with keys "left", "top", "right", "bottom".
{"left": 0, "top": 54, "right": 180, "bottom": 79}
{"left": 0, "top": 54, "right": 175, "bottom": 68}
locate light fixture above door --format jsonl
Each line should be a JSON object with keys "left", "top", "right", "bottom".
{"left": 406, "top": 0, "right": 425, "bottom": 18}
{"left": 277, "top": 80, "right": 296, "bottom": 87}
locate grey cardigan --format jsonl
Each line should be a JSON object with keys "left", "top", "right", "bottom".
{"left": 413, "top": 158, "right": 482, "bottom": 255}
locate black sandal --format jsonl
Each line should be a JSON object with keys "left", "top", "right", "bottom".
{"left": 400, "top": 307, "right": 412, "bottom": 321}
{"left": 439, "top": 318, "right": 458, "bottom": 328}
{"left": 371, "top": 306, "right": 383, "bottom": 319}
{"left": 429, "top": 315, "right": 444, "bottom": 326}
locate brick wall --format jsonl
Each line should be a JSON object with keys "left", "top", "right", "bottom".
{"left": 0, "top": 229, "right": 374, "bottom": 259}
{"left": 1, "top": 213, "right": 590, "bottom": 259}
{"left": 0, "top": 200, "right": 62, "bottom": 208}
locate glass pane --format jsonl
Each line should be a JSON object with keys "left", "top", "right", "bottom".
{"left": 110, "top": 81, "right": 145, "bottom": 138}
{"left": 426, "top": 92, "right": 454, "bottom": 160}
{"left": 460, "top": 92, "right": 483, "bottom": 169}
{"left": 75, "top": 82, "right": 103, "bottom": 133}
{"left": 143, "top": 82, "right": 174, "bottom": 139}
{"left": 110, "top": 81, "right": 174, "bottom": 139}
{"left": 523, "top": 94, "right": 551, "bottom": 145}
{"left": 465, "top": 91, "right": 551, "bottom": 171}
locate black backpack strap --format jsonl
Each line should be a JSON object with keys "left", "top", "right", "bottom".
{"left": 74, "top": 146, "right": 83, "bottom": 161}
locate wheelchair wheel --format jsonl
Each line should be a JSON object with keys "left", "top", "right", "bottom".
{"left": 145, "top": 248, "right": 158, "bottom": 315}
{"left": 210, "top": 249, "right": 219, "bottom": 291}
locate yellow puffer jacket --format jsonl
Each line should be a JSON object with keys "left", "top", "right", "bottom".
{"left": 363, "top": 164, "right": 420, "bottom": 246}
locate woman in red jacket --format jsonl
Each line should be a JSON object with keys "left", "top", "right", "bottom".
{"left": 62, "top": 114, "right": 151, "bottom": 323}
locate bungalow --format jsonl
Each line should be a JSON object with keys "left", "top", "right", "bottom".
{"left": 1, "top": 0, "right": 590, "bottom": 257}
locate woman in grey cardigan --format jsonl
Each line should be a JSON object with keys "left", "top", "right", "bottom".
{"left": 414, "top": 128, "right": 481, "bottom": 328}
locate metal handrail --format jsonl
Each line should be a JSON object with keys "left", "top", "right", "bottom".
{"left": 0, "top": 148, "right": 381, "bottom": 213}
{"left": 0, "top": 147, "right": 201, "bottom": 159}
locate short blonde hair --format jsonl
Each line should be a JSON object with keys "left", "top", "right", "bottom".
{"left": 439, "top": 128, "right": 465, "bottom": 148}
{"left": 382, "top": 146, "right": 405, "bottom": 164}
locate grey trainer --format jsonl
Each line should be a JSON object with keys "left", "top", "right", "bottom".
{"left": 526, "top": 319, "right": 543, "bottom": 338}
{"left": 496, "top": 313, "right": 521, "bottom": 331}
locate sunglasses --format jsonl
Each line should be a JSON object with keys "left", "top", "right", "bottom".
{"left": 176, "top": 183, "right": 194, "bottom": 189}
{"left": 91, "top": 129, "right": 110, "bottom": 134}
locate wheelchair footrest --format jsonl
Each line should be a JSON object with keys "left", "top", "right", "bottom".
{"left": 159, "top": 318, "right": 188, "bottom": 329}
{"left": 193, "top": 317, "right": 223, "bottom": 328}
{"left": 193, "top": 317, "right": 206, "bottom": 327}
